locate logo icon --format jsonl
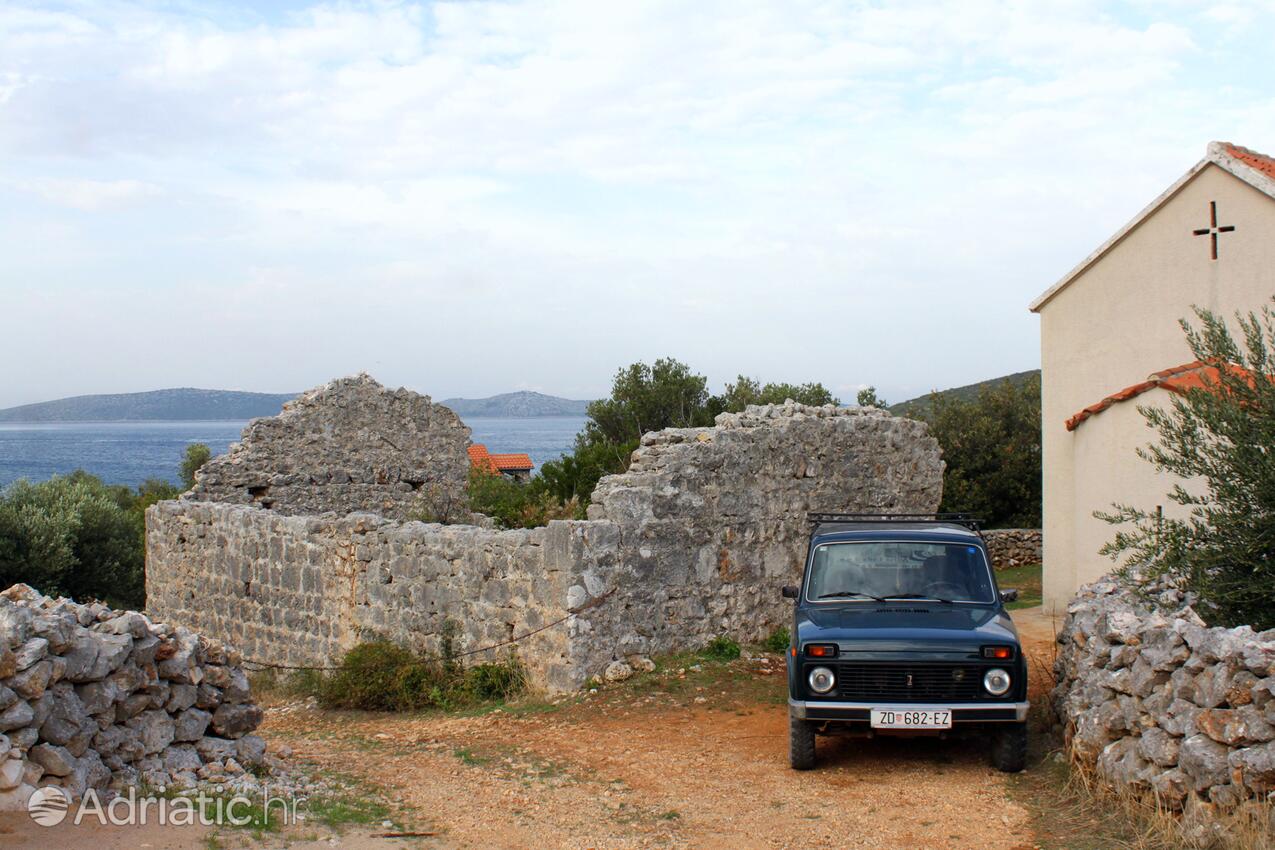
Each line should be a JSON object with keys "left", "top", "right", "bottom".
{"left": 28, "top": 786, "right": 71, "bottom": 827}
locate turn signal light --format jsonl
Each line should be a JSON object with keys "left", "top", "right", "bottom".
{"left": 805, "top": 643, "right": 838, "bottom": 658}
{"left": 982, "top": 645, "right": 1014, "bottom": 660}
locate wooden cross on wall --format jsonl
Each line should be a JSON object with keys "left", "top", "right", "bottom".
{"left": 1192, "top": 201, "right": 1236, "bottom": 260}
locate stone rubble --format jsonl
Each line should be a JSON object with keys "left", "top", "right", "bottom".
{"left": 982, "top": 529, "right": 1042, "bottom": 570}
{"left": 1053, "top": 577, "right": 1275, "bottom": 811}
{"left": 0, "top": 584, "right": 280, "bottom": 811}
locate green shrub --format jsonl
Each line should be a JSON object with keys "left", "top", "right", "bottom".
{"left": 763, "top": 626, "right": 790, "bottom": 653}
{"left": 0, "top": 472, "right": 151, "bottom": 608}
{"left": 313, "top": 635, "right": 526, "bottom": 712}
{"left": 702, "top": 635, "right": 741, "bottom": 661}
{"left": 466, "top": 468, "right": 583, "bottom": 529}
{"left": 318, "top": 640, "right": 431, "bottom": 711}
{"left": 913, "top": 374, "right": 1042, "bottom": 528}
{"left": 179, "top": 443, "right": 211, "bottom": 490}
{"left": 465, "top": 661, "right": 527, "bottom": 701}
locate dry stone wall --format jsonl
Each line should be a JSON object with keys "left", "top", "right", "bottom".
{"left": 982, "top": 529, "right": 1042, "bottom": 569}
{"left": 148, "top": 401, "right": 944, "bottom": 691}
{"left": 569, "top": 403, "right": 944, "bottom": 677}
{"left": 145, "top": 502, "right": 577, "bottom": 690}
{"left": 1053, "top": 578, "right": 1275, "bottom": 811}
{"left": 0, "top": 584, "right": 269, "bottom": 810}
{"left": 186, "top": 374, "right": 470, "bottom": 521}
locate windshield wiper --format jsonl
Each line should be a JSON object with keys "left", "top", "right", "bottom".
{"left": 881, "top": 593, "right": 954, "bottom": 604}
{"left": 818, "top": 591, "right": 886, "bottom": 601}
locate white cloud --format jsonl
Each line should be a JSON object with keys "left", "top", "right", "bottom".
{"left": 0, "top": 0, "right": 1273, "bottom": 407}
{"left": 14, "top": 177, "right": 162, "bottom": 211}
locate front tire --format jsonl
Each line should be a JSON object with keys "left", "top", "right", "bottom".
{"left": 990, "top": 722, "right": 1028, "bottom": 773}
{"left": 790, "top": 716, "right": 816, "bottom": 770}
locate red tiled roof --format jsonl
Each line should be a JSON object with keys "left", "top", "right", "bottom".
{"left": 468, "top": 443, "right": 533, "bottom": 473}
{"left": 1223, "top": 142, "right": 1275, "bottom": 180}
{"left": 490, "top": 453, "right": 533, "bottom": 472}
{"left": 1064, "top": 361, "right": 1243, "bottom": 431}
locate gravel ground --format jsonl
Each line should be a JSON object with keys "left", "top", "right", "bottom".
{"left": 0, "top": 607, "right": 1061, "bottom": 849}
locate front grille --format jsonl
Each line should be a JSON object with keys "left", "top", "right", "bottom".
{"left": 832, "top": 661, "right": 988, "bottom": 702}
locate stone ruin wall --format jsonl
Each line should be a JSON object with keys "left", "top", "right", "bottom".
{"left": 982, "top": 528, "right": 1042, "bottom": 570}
{"left": 568, "top": 404, "right": 944, "bottom": 679}
{"left": 148, "top": 387, "right": 944, "bottom": 692}
{"left": 186, "top": 374, "right": 470, "bottom": 521}
{"left": 145, "top": 503, "right": 578, "bottom": 691}
{"left": 0, "top": 585, "right": 270, "bottom": 810}
{"left": 1053, "top": 578, "right": 1275, "bottom": 812}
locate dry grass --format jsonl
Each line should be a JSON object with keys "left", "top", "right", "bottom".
{"left": 1015, "top": 740, "right": 1275, "bottom": 850}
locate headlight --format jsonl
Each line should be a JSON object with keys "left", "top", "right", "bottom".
{"left": 808, "top": 666, "right": 835, "bottom": 694}
{"left": 983, "top": 668, "right": 1011, "bottom": 696}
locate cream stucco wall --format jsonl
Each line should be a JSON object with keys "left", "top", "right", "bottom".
{"left": 1038, "top": 163, "right": 1275, "bottom": 611}
{"left": 1070, "top": 389, "right": 1204, "bottom": 585}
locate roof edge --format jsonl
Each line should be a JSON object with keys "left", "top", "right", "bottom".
{"left": 1029, "top": 142, "right": 1275, "bottom": 313}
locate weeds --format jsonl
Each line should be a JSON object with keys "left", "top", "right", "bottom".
{"left": 257, "top": 627, "right": 526, "bottom": 713}
{"left": 762, "top": 626, "right": 790, "bottom": 653}
{"left": 702, "top": 635, "right": 741, "bottom": 660}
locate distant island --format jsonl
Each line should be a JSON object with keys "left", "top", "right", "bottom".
{"left": 0, "top": 387, "right": 593, "bottom": 422}
{"left": 440, "top": 391, "right": 591, "bottom": 417}
{"left": 0, "top": 388, "right": 298, "bottom": 422}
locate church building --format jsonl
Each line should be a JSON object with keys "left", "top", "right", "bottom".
{"left": 1030, "top": 141, "right": 1275, "bottom": 611}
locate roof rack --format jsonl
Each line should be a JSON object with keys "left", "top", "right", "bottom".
{"left": 806, "top": 512, "right": 984, "bottom": 532}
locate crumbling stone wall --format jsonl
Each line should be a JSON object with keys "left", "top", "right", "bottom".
{"left": 145, "top": 502, "right": 577, "bottom": 691}
{"left": 1053, "top": 578, "right": 1275, "bottom": 811}
{"left": 568, "top": 403, "right": 944, "bottom": 677}
{"left": 0, "top": 584, "right": 269, "bottom": 809}
{"left": 982, "top": 529, "right": 1042, "bottom": 569}
{"left": 186, "top": 374, "right": 470, "bottom": 521}
{"left": 148, "top": 401, "right": 944, "bottom": 691}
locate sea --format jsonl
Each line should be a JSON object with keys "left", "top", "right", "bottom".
{"left": 0, "top": 417, "right": 588, "bottom": 489}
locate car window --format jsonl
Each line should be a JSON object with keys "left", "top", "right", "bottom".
{"left": 806, "top": 541, "right": 995, "bottom": 603}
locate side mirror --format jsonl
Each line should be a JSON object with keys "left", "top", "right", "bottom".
{"left": 781, "top": 585, "right": 799, "bottom": 599}
{"left": 1000, "top": 588, "right": 1019, "bottom": 603}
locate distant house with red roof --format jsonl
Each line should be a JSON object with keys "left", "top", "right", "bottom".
{"left": 468, "top": 443, "right": 534, "bottom": 482}
{"left": 1030, "top": 141, "right": 1275, "bottom": 610}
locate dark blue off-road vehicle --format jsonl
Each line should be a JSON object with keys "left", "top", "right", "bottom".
{"left": 782, "top": 514, "right": 1028, "bottom": 772}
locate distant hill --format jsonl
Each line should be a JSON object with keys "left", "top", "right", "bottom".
{"left": 440, "top": 391, "right": 591, "bottom": 417}
{"left": 0, "top": 388, "right": 297, "bottom": 422}
{"left": 889, "top": 370, "right": 1040, "bottom": 418}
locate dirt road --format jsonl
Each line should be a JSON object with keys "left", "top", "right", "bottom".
{"left": 262, "top": 607, "right": 1061, "bottom": 849}
{"left": 0, "top": 608, "right": 1059, "bottom": 849}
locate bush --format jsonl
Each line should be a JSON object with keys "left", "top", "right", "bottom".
{"left": 914, "top": 374, "right": 1042, "bottom": 528}
{"left": 1100, "top": 302, "right": 1275, "bottom": 630}
{"left": 702, "top": 635, "right": 741, "bottom": 661}
{"left": 179, "top": 443, "right": 211, "bottom": 490}
{"left": 0, "top": 472, "right": 156, "bottom": 608}
{"left": 466, "top": 468, "right": 583, "bottom": 529}
{"left": 763, "top": 626, "right": 790, "bottom": 653}
{"left": 313, "top": 635, "right": 526, "bottom": 712}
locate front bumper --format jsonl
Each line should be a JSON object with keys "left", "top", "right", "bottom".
{"left": 789, "top": 698, "right": 1029, "bottom": 723}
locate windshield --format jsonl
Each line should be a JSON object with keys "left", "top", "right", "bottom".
{"left": 806, "top": 541, "right": 996, "bottom": 604}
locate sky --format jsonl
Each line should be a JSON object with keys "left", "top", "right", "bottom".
{"left": 2, "top": 0, "right": 1274, "bottom": 409}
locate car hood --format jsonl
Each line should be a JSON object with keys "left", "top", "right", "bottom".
{"left": 797, "top": 605, "right": 1018, "bottom": 653}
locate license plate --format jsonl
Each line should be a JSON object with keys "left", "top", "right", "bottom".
{"left": 870, "top": 708, "right": 952, "bottom": 729}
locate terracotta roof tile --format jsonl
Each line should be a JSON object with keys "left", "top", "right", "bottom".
{"left": 1223, "top": 142, "right": 1275, "bottom": 180}
{"left": 468, "top": 443, "right": 533, "bottom": 473}
{"left": 1064, "top": 361, "right": 1250, "bottom": 431}
{"left": 489, "top": 453, "right": 533, "bottom": 471}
